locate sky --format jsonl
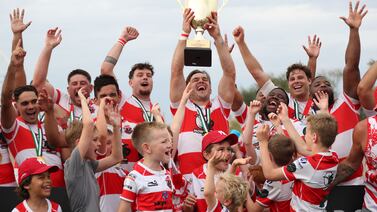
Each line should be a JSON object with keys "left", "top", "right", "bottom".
{"left": 0, "top": 0, "right": 376, "bottom": 121}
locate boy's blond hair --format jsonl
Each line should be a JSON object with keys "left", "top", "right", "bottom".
{"left": 218, "top": 173, "right": 249, "bottom": 211}
{"left": 65, "top": 121, "right": 83, "bottom": 149}
{"left": 132, "top": 122, "right": 168, "bottom": 155}
{"left": 307, "top": 113, "right": 338, "bottom": 148}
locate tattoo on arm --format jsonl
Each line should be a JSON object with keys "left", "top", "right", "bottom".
{"left": 104, "top": 56, "right": 118, "bottom": 65}
{"left": 331, "top": 163, "right": 356, "bottom": 186}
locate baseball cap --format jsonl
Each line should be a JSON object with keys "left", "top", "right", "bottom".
{"left": 18, "top": 157, "right": 58, "bottom": 185}
{"left": 202, "top": 130, "right": 238, "bottom": 152}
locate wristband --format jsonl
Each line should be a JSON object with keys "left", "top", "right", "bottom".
{"left": 179, "top": 31, "right": 189, "bottom": 41}
{"left": 118, "top": 38, "right": 127, "bottom": 46}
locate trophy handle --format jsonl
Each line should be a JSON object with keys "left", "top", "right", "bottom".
{"left": 176, "top": 0, "right": 185, "bottom": 10}
{"left": 218, "top": 0, "right": 229, "bottom": 13}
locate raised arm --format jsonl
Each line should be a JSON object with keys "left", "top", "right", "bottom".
{"left": 96, "top": 97, "right": 112, "bottom": 155}
{"left": 257, "top": 124, "right": 285, "bottom": 181}
{"left": 100, "top": 27, "right": 139, "bottom": 77}
{"left": 32, "top": 28, "right": 62, "bottom": 98}
{"left": 277, "top": 103, "right": 311, "bottom": 156}
{"left": 171, "top": 83, "right": 192, "bottom": 159}
{"left": 341, "top": 1, "right": 368, "bottom": 98}
{"left": 332, "top": 119, "right": 365, "bottom": 186}
{"left": 205, "top": 12, "right": 235, "bottom": 103}
{"left": 97, "top": 105, "right": 123, "bottom": 172}
{"left": 242, "top": 100, "right": 260, "bottom": 165}
{"left": 357, "top": 62, "right": 377, "bottom": 110}
{"left": 10, "top": 8, "right": 31, "bottom": 87}
{"left": 303, "top": 35, "right": 321, "bottom": 80}
{"left": 76, "top": 89, "right": 95, "bottom": 159}
{"left": 204, "top": 151, "right": 226, "bottom": 210}
{"left": 233, "top": 26, "right": 270, "bottom": 88}
{"left": 170, "top": 8, "right": 194, "bottom": 103}
{"left": 1, "top": 40, "right": 25, "bottom": 129}
{"left": 39, "top": 89, "right": 67, "bottom": 148}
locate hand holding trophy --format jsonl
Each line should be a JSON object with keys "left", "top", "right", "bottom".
{"left": 177, "top": 0, "right": 229, "bottom": 67}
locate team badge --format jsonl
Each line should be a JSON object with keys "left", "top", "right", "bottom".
{"left": 287, "top": 163, "right": 296, "bottom": 172}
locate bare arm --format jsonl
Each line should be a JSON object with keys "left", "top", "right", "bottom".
{"left": 97, "top": 105, "right": 123, "bottom": 172}
{"left": 231, "top": 87, "right": 244, "bottom": 112}
{"left": 39, "top": 89, "right": 67, "bottom": 147}
{"left": 100, "top": 27, "right": 139, "bottom": 77}
{"left": 96, "top": 98, "right": 111, "bottom": 155}
{"left": 1, "top": 40, "right": 25, "bottom": 129}
{"left": 170, "top": 9, "right": 194, "bottom": 103}
{"left": 341, "top": 1, "right": 368, "bottom": 99}
{"left": 151, "top": 103, "right": 164, "bottom": 124}
{"left": 77, "top": 89, "right": 94, "bottom": 159}
{"left": 257, "top": 125, "right": 286, "bottom": 181}
{"left": 242, "top": 101, "right": 261, "bottom": 165}
{"left": 357, "top": 62, "right": 377, "bottom": 110}
{"left": 303, "top": 35, "right": 321, "bottom": 80}
{"left": 233, "top": 26, "right": 270, "bottom": 88}
{"left": 332, "top": 119, "right": 365, "bottom": 186}
{"left": 10, "top": 8, "right": 31, "bottom": 88}
{"left": 204, "top": 12, "right": 235, "bottom": 103}
{"left": 117, "top": 200, "right": 132, "bottom": 212}
{"left": 278, "top": 103, "right": 311, "bottom": 156}
{"left": 171, "top": 83, "right": 192, "bottom": 159}
{"left": 32, "top": 28, "right": 62, "bottom": 97}
{"left": 204, "top": 151, "right": 225, "bottom": 210}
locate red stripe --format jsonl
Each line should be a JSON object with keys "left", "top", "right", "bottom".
{"left": 0, "top": 163, "right": 16, "bottom": 184}
{"left": 307, "top": 153, "right": 338, "bottom": 170}
{"left": 332, "top": 103, "right": 359, "bottom": 133}
{"left": 178, "top": 153, "right": 205, "bottom": 175}
{"left": 292, "top": 181, "right": 330, "bottom": 205}
{"left": 365, "top": 186, "right": 377, "bottom": 204}
{"left": 135, "top": 191, "right": 173, "bottom": 210}
{"left": 195, "top": 198, "right": 207, "bottom": 212}
{"left": 97, "top": 172, "right": 126, "bottom": 196}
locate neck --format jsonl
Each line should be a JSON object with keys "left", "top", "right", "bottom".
{"left": 133, "top": 93, "right": 150, "bottom": 102}
{"left": 191, "top": 98, "right": 210, "bottom": 107}
{"left": 293, "top": 93, "right": 309, "bottom": 102}
{"left": 311, "top": 144, "right": 330, "bottom": 154}
{"left": 27, "top": 195, "right": 47, "bottom": 211}
{"left": 143, "top": 157, "right": 163, "bottom": 171}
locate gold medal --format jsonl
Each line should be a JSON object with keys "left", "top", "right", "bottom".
{"left": 37, "top": 156, "right": 45, "bottom": 163}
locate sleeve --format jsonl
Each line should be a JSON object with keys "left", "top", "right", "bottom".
{"left": 256, "top": 180, "right": 281, "bottom": 208}
{"left": 217, "top": 96, "right": 231, "bottom": 119}
{"left": 282, "top": 156, "right": 311, "bottom": 181}
{"left": 342, "top": 91, "right": 361, "bottom": 113}
{"left": 53, "top": 88, "right": 61, "bottom": 104}
{"left": 170, "top": 102, "right": 180, "bottom": 115}
{"left": 120, "top": 172, "right": 138, "bottom": 203}
{"left": 363, "top": 108, "right": 377, "bottom": 118}
{"left": 233, "top": 103, "right": 247, "bottom": 125}
{"left": 259, "top": 79, "right": 277, "bottom": 97}
{"left": 1, "top": 119, "right": 19, "bottom": 143}
{"left": 57, "top": 205, "right": 63, "bottom": 212}
{"left": 64, "top": 148, "right": 85, "bottom": 178}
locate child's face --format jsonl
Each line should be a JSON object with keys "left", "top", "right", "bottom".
{"left": 205, "top": 142, "right": 232, "bottom": 171}
{"left": 86, "top": 131, "right": 101, "bottom": 160}
{"left": 26, "top": 172, "right": 52, "bottom": 198}
{"left": 148, "top": 128, "right": 172, "bottom": 164}
{"left": 215, "top": 180, "right": 230, "bottom": 206}
{"left": 105, "top": 133, "right": 114, "bottom": 157}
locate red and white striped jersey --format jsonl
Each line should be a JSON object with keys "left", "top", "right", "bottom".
{"left": 329, "top": 92, "right": 362, "bottom": 185}
{"left": 119, "top": 95, "right": 156, "bottom": 172}
{"left": 0, "top": 128, "right": 16, "bottom": 186}
{"left": 120, "top": 161, "right": 174, "bottom": 211}
{"left": 282, "top": 151, "right": 339, "bottom": 211}
{"left": 171, "top": 96, "right": 231, "bottom": 176}
{"left": 96, "top": 165, "right": 128, "bottom": 212}
{"left": 364, "top": 115, "right": 377, "bottom": 210}
{"left": 12, "top": 199, "right": 62, "bottom": 212}
{"left": 256, "top": 180, "right": 293, "bottom": 212}
{"left": 1, "top": 117, "right": 65, "bottom": 187}
{"left": 53, "top": 89, "right": 83, "bottom": 128}
{"left": 207, "top": 201, "right": 229, "bottom": 212}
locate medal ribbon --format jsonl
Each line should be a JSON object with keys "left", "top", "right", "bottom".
{"left": 69, "top": 103, "right": 82, "bottom": 123}
{"left": 293, "top": 99, "right": 313, "bottom": 121}
{"left": 132, "top": 95, "right": 154, "bottom": 122}
{"left": 193, "top": 103, "right": 211, "bottom": 134}
{"left": 29, "top": 121, "right": 43, "bottom": 157}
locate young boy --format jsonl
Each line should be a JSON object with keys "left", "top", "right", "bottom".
{"left": 188, "top": 130, "right": 238, "bottom": 212}
{"left": 64, "top": 89, "right": 123, "bottom": 211}
{"left": 13, "top": 157, "right": 61, "bottom": 212}
{"left": 204, "top": 151, "right": 249, "bottom": 212}
{"left": 118, "top": 121, "right": 174, "bottom": 211}
{"left": 247, "top": 134, "right": 296, "bottom": 212}
{"left": 258, "top": 112, "right": 339, "bottom": 211}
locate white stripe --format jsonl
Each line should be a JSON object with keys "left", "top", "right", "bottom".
{"left": 15, "top": 149, "right": 63, "bottom": 169}
{"left": 331, "top": 129, "right": 353, "bottom": 159}
{"left": 177, "top": 132, "right": 202, "bottom": 156}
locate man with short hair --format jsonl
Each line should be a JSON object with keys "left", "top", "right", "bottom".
{"left": 170, "top": 9, "right": 236, "bottom": 177}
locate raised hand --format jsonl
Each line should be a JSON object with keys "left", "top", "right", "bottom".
{"left": 204, "top": 12, "right": 221, "bottom": 39}
{"left": 340, "top": 1, "right": 368, "bottom": 29}
{"left": 38, "top": 89, "right": 54, "bottom": 112}
{"left": 9, "top": 8, "right": 31, "bottom": 34}
{"left": 108, "top": 105, "right": 121, "bottom": 127}
{"left": 249, "top": 100, "right": 262, "bottom": 116}
{"left": 232, "top": 26, "right": 245, "bottom": 44}
{"left": 224, "top": 34, "right": 235, "bottom": 53}
{"left": 313, "top": 90, "right": 329, "bottom": 112}
{"left": 151, "top": 103, "right": 162, "bottom": 117}
{"left": 120, "top": 27, "right": 139, "bottom": 42}
{"left": 232, "top": 157, "right": 252, "bottom": 167}
{"left": 181, "top": 82, "right": 193, "bottom": 103}
{"left": 256, "top": 124, "right": 270, "bottom": 143}
{"left": 268, "top": 112, "right": 281, "bottom": 127}
{"left": 45, "top": 27, "right": 62, "bottom": 49}
{"left": 303, "top": 35, "right": 321, "bottom": 58}
{"left": 208, "top": 150, "right": 227, "bottom": 168}
{"left": 182, "top": 8, "right": 195, "bottom": 34}
{"left": 276, "top": 102, "right": 289, "bottom": 121}
{"left": 11, "top": 39, "right": 26, "bottom": 66}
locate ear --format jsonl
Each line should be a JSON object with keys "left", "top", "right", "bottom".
{"left": 66, "top": 85, "right": 69, "bottom": 92}
{"left": 223, "top": 199, "right": 232, "bottom": 207}
{"left": 75, "top": 138, "right": 80, "bottom": 146}
{"left": 89, "top": 84, "right": 94, "bottom": 92}
{"left": 128, "top": 79, "right": 133, "bottom": 87}
{"left": 312, "top": 132, "right": 318, "bottom": 144}
{"left": 141, "top": 143, "right": 151, "bottom": 154}
{"left": 203, "top": 151, "right": 211, "bottom": 161}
